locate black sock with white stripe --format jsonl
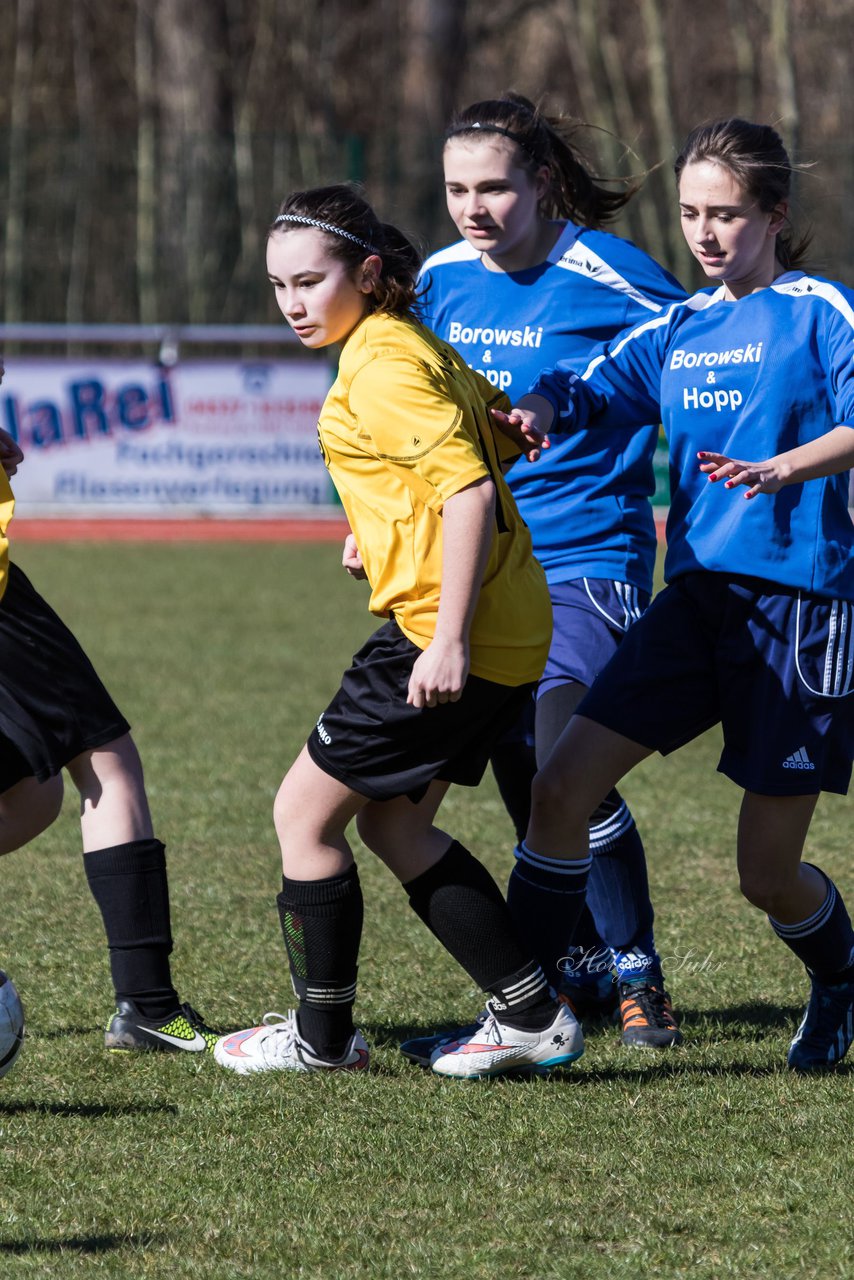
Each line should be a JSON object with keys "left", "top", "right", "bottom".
{"left": 277, "top": 865, "right": 363, "bottom": 1060}
{"left": 769, "top": 866, "right": 854, "bottom": 983}
{"left": 404, "top": 840, "right": 555, "bottom": 1027}
{"left": 507, "top": 841, "right": 593, "bottom": 989}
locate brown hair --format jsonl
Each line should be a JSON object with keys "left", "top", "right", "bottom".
{"left": 444, "top": 92, "right": 636, "bottom": 228}
{"left": 674, "top": 119, "right": 811, "bottom": 270}
{"left": 270, "top": 185, "right": 421, "bottom": 317}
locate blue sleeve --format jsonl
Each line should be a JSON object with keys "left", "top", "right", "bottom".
{"left": 825, "top": 296, "right": 854, "bottom": 426}
{"left": 530, "top": 313, "right": 670, "bottom": 434}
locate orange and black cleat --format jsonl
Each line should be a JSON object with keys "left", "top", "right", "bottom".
{"left": 618, "top": 981, "right": 683, "bottom": 1048}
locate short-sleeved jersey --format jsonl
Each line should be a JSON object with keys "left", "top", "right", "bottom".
{"left": 318, "top": 311, "right": 551, "bottom": 686}
{"left": 418, "top": 223, "right": 686, "bottom": 590}
{"left": 533, "top": 272, "right": 854, "bottom": 601}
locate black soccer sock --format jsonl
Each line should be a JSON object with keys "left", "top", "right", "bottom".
{"left": 404, "top": 840, "right": 555, "bottom": 1028}
{"left": 507, "top": 841, "right": 593, "bottom": 990}
{"left": 277, "top": 864, "right": 363, "bottom": 1059}
{"left": 84, "top": 838, "right": 179, "bottom": 1021}
{"left": 769, "top": 866, "right": 854, "bottom": 983}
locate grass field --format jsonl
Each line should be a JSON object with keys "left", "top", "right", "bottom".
{"left": 0, "top": 542, "right": 851, "bottom": 1280}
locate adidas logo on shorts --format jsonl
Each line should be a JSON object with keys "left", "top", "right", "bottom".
{"left": 782, "top": 746, "right": 815, "bottom": 771}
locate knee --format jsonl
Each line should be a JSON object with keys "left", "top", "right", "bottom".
{"left": 529, "top": 763, "right": 585, "bottom": 826}
{"left": 355, "top": 807, "right": 390, "bottom": 858}
{"left": 273, "top": 775, "right": 298, "bottom": 842}
{"left": 738, "top": 869, "right": 796, "bottom": 916}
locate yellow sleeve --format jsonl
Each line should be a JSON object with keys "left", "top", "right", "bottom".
{"left": 349, "top": 352, "right": 490, "bottom": 511}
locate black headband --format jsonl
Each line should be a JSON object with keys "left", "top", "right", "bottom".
{"left": 445, "top": 121, "right": 540, "bottom": 162}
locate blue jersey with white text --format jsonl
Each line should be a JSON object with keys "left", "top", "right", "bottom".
{"left": 419, "top": 223, "right": 686, "bottom": 590}
{"left": 533, "top": 272, "right": 854, "bottom": 600}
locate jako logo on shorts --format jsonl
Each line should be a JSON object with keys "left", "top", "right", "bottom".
{"left": 316, "top": 716, "right": 332, "bottom": 745}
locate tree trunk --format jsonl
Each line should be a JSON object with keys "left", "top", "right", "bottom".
{"left": 4, "top": 0, "right": 35, "bottom": 323}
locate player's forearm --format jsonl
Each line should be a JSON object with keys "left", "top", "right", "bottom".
{"left": 434, "top": 476, "right": 496, "bottom": 645}
{"left": 774, "top": 425, "right": 854, "bottom": 485}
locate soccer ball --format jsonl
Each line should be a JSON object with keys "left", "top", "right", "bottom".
{"left": 0, "top": 971, "right": 24, "bottom": 1078}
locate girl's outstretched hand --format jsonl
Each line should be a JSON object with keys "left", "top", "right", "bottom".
{"left": 490, "top": 406, "right": 550, "bottom": 463}
{"left": 697, "top": 450, "right": 785, "bottom": 500}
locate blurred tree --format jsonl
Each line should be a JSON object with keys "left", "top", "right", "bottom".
{"left": 1, "top": 0, "right": 852, "bottom": 326}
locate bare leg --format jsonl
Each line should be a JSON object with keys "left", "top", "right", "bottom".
{"left": 527, "top": 715, "right": 653, "bottom": 858}
{"left": 274, "top": 745, "right": 370, "bottom": 879}
{"left": 356, "top": 779, "right": 452, "bottom": 881}
{"left": 0, "top": 774, "right": 64, "bottom": 854}
{"left": 736, "top": 791, "right": 823, "bottom": 921}
{"left": 65, "top": 734, "right": 154, "bottom": 851}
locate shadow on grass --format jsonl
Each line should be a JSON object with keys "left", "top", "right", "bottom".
{"left": 377, "top": 1000, "right": 805, "bottom": 1048}
{"left": 566, "top": 1058, "right": 854, "bottom": 1083}
{"left": 674, "top": 1001, "right": 803, "bottom": 1030}
{"left": 0, "top": 1231, "right": 166, "bottom": 1255}
{"left": 0, "top": 1101, "right": 179, "bottom": 1117}
{"left": 29, "top": 1025, "right": 103, "bottom": 1040}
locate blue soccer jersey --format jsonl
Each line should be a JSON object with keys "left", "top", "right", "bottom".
{"left": 419, "top": 223, "right": 685, "bottom": 590}
{"left": 533, "top": 272, "right": 854, "bottom": 601}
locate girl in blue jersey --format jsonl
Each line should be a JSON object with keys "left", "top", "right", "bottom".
{"left": 410, "top": 94, "right": 686, "bottom": 1054}
{"left": 494, "top": 118, "right": 854, "bottom": 1072}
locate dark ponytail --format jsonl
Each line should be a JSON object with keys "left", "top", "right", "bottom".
{"left": 270, "top": 185, "right": 422, "bottom": 317}
{"left": 444, "top": 92, "right": 636, "bottom": 228}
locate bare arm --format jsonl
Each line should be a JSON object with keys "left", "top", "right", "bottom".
{"left": 698, "top": 425, "right": 854, "bottom": 500}
{"left": 407, "top": 475, "right": 495, "bottom": 709}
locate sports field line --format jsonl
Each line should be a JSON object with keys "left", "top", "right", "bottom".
{"left": 11, "top": 515, "right": 670, "bottom": 542}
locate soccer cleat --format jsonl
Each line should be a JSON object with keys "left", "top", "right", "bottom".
{"left": 619, "top": 981, "right": 682, "bottom": 1048}
{"left": 399, "top": 1012, "right": 487, "bottom": 1068}
{"left": 787, "top": 976, "right": 854, "bottom": 1072}
{"left": 105, "top": 1001, "right": 220, "bottom": 1053}
{"left": 213, "top": 1010, "right": 369, "bottom": 1075}
{"left": 430, "top": 1000, "right": 583, "bottom": 1079}
{"left": 558, "top": 976, "right": 620, "bottom": 1025}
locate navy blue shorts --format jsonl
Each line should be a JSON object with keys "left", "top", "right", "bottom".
{"left": 577, "top": 572, "right": 854, "bottom": 796}
{"left": 495, "top": 577, "right": 650, "bottom": 748}
{"left": 306, "top": 619, "right": 535, "bottom": 803}
{"left": 539, "top": 577, "right": 651, "bottom": 697}
{"left": 0, "top": 564, "right": 131, "bottom": 792}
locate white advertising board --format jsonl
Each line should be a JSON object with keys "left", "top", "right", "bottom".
{"left": 0, "top": 359, "right": 337, "bottom": 515}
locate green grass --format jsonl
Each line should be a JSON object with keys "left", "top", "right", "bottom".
{"left": 0, "top": 542, "right": 851, "bottom": 1280}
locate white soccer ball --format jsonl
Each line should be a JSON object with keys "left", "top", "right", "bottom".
{"left": 0, "top": 971, "right": 24, "bottom": 1078}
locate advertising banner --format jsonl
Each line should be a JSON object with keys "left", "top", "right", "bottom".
{"left": 0, "top": 359, "right": 337, "bottom": 515}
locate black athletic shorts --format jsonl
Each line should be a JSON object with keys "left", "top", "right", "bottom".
{"left": 0, "top": 563, "right": 131, "bottom": 792}
{"left": 306, "top": 618, "right": 535, "bottom": 803}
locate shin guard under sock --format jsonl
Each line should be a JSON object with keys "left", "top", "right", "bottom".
{"left": 404, "top": 840, "right": 552, "bottom": 1024}
{"left": 84, "top": 838, "right": 178, "bottom": 1020}
{"left": 506, "top": 841, "right": 592, "bottom": 990}
{"left": 277, "top": 864, "right": 363, "bottom": 1058}
{"left": 769, "top": 866, "right": 854, "bottom": 983}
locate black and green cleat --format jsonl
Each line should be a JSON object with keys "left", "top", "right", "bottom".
{"left": 105, "top": 1001, "right": 220, "bottom": 1053}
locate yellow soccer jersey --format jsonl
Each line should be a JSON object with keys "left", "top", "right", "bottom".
{"left": 318, "top": 311, "right": 551, "bottom": 686}
{"left": 0, "top": 472, "right": 14, "bottom": 603}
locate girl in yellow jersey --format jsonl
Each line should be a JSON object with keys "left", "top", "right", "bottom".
{"left": 0, "top": 366, "right": 217, "bottom": 1063}
{"left": 214, "top": 185, "right": 584, "bottom": 1079}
